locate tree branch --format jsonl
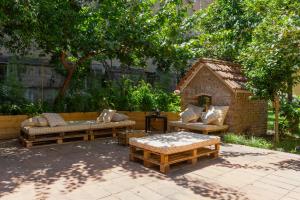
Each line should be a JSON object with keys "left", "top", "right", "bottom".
{"left": 76, "top": 51, "right": 98, "bottom": 66}
{"left": 60, "top": 51, "right": 73, "bottom": 70}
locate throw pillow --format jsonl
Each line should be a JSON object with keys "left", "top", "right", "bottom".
{"left": 210, "top": 106, "right": 229, "bottom": 126}
{"left": 42, "top": 113, "right": 67, "bottom": 127}
{"left": 21, "top": 117, "right": 39, "bottom": 127}
{"left": 20, "top": 116, "right": 49, "bottom": 127}
{"left": 180, "top": 107, "right": 198, "bottom": 123}
{"left": 202, "top": 107, "right": 219, "bottom": 125}
{"left": 37, "top": 117, "right": 49, "bottom": 127}
{"left": 111, "top": 113, "right": 129, "bottom": 122}
{"left": 97, "top": 109, "right": 116, "bottom": 123}
{"left": 187, "top": 104, "right": 204, "bottom": 120}
{"left": 202, "top": 106, "right": 229, "bottom": 125}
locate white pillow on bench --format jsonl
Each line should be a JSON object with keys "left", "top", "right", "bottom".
{"left": 97, "top": 109, "right": 116, "bottom": 123}
{"left": 202, "top": 106, "right": 229, "bottom": 126}
{"left": 42, "top": 113, "right": 67, "bottom": 127}
{"left": 180, "top": 104, "right": 204, "bottom": 123}
{"left": 111, "top": 113, "right": 129, "bottom": 122}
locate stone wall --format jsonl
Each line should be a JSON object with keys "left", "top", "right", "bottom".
{"left": 180, "top": 65, "right": 267, "bottom": 135}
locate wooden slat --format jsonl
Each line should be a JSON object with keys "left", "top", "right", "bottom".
{"left": 130, "top": 145, "right": 219, "bottom": 174}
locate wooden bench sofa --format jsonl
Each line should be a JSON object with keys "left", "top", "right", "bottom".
{"left": 20, "top": 120, "right": 136, "bottom": 147}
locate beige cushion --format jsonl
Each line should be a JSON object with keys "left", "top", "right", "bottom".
{"left": 21, "top": 117, "right": 39, "bottom": 127}
{"left": 180, "top": 107, "right": 198, "bottom": 123}
{"left": 211, "top": 106, "right": 229, "bottom": 126}
{"left": 97, "top": 109, "right": 116, "bottom": 123}
{"left": 22, "top": 120, "right": 93, "bottom": 136}
{"left": 21, "top": 116, "right": 49, "bottom": 127}
{"left": 111, "top": 113, "right": 129, "bottom": 122}
{"left": 37, "top": 117, "right": 49, "bottom": 127}
{"left": 202, "top": 106, "right": 229, "bottom": 125}
{"left": 42, "top": 113, "right": 67, "bottom": 127}
{"left": 168, "top": 120, "right": 228, "bottom": 132}
{"left": 129, "top": 132, "right": 220, "bottom": 154}
{"left": 187, "top": 104, "right": 204, "bottom": 120}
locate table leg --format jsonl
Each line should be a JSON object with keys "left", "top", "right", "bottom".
{"left": 147, "top": 117, "right": 151, "bottom": 133}
{"left": 129, "top": 146, "right": 136, "bottom": 161}
{"left": 192, "top": 149, "right": 197, "bottom": 165}
{"left": 143, "top": 150, "right": 151, "bottom": 167}
{"left": 160, "top": 154, "right": 169, "bottom": 173}
{"left": 145, "top": 117, "right": 148, "bottom": 133}
{"left": 214, "top": 143, "right": 220, "bottom": 158}
{"left": 164, "top": 118, "right": 167, "bottom": 133}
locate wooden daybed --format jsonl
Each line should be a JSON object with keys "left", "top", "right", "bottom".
{"left": 168, "top": 121, "right": 228, "bottom": 134}
{"left": 20, "top": 120, "right": 136, "bottom": 147}
{"left": 129, "top": 131, "right": 220, "bottom": 173}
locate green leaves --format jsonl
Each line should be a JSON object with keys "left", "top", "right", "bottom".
{"left": 240, "top": 4, "right": 300, "bottom": 99}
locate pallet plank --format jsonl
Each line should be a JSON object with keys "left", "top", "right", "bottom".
{"left": 130, "top": 144, "right": 220, "bottom": 173}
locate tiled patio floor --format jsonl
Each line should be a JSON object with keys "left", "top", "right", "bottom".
{"left": 0, "top": 139, "right": 299, "bottom": 200}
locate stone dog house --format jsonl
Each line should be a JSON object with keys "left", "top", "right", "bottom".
{"left": 177, "top": 58, "right": 267, "bottom": 135}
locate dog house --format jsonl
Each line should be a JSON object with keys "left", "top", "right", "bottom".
{"left": 177, "top": 58, "right": 267, "bottom": 135}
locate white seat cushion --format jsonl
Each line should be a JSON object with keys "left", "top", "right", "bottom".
{"left": 129, "top": 131, "right": 220, "bottom": 154}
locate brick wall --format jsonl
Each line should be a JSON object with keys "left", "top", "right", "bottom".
{"left": 230, "top": 93, "right": 267, "bottom": 135}
{"left": 181, "top": 67, "right": 233, "bottom": 108}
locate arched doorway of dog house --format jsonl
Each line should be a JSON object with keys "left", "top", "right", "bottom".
{"left": 197, "top": 94, "right": 212, "bottom": 111}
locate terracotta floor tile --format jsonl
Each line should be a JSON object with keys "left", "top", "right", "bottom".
{"left": 1, "top": 139, "right": 299, "bottom": 200}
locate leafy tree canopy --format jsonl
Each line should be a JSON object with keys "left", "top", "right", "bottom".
{"left": 0, "top": 0, "right": 199, "bottom": 99}
{"left": 196, "top": 0, "right": 300, "bottom": 141}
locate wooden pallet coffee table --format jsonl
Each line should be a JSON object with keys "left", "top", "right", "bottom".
{"left": 129, "top": 131, "right": 220, "bottom": 173}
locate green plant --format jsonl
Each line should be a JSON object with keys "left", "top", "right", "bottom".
{"left": 223, "top": 134, "right": 273, "bottom": 149}
{"left": 280, "top": 96, "right": 300, "bottom": 136}
{"left": 130, "top": 81, "right": 155, "bottom": 112}
{"left": 223, "top": 133, "right": 300, "bottom": 154}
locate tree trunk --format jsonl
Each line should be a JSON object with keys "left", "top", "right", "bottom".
{"left": 102, "top": 60, "right": 112, "bottom": 80}
{"left": 273, "top": 94, "right": 280, "bottom": 144}
{"left": 287, "top": 79, "right": 293, "bottom": 102}
{"left": 54, "top": 51, "right": 97, "bottom": 104}
{"left": 54, "top": 52, "right": 76, "bottom": 104}
{"left": 57, "top": 67, "right": 75, "bottom": 100}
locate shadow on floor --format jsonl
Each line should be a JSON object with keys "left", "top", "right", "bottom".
{"left": 270, "top": 159, "right": 300, "bottom": 171}
{"left": 0, "top": 139, "right": 298, "bottom": 200}
{"left": 0, "top": 139, "right": 163, "bottom": 199}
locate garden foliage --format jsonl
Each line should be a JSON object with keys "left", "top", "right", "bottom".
{"left": 0, "top": 76, "right": 180, "bottom": 115}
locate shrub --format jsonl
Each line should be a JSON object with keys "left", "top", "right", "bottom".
{"left": 130, "top": 81, "right": 156, "bottom": 111}
{"left": 280, "top": 96, "right": 300, "bottom": 136}
{"left": 223, "top": 134, "right": 273, "bottom": 149}
{"left": 0, "top": 76, "right": 181, "bottom": 114}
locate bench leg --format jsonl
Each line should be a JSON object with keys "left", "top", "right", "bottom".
{"left": 57, "top": 139, "right": 63, "bottom": 144}
{"left": 160, "top": 154, "right": 169, "bottom": 173}
{"left": 25, "top": 141, "right": 32, "bottom": 148}
{"left": 112, "top": 128, "right": 117, "bottom": 137}
{"left": 83, "top": 135, "right": 88, "bottom": 141}
{"left": 168, "top": 125, "right": 174, "bottom": 132}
